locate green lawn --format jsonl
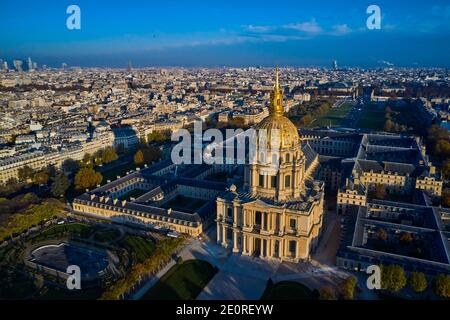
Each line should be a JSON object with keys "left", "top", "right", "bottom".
{"left": 309, "top": 103, "right": 353, "bottom": 128}
{"left": 121, "top": 235, "right": 156, "bottom": 264}
{"left": 356, "top": 106, "right": 385, "bottom": 131}
{"left": 143, "top": 260, "right": 217, "bottom": 300}
{"left": 36, "top": 222, "right": 95, "bottom": 240}
{"left": 261, "top": 281, "right": 313, "bottom": 300}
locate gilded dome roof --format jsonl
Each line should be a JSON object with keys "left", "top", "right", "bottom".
{"left": 255, "top": 67, "right": 300, "bottom": 149}
{"left": 256, "top": 114, "right": 300, "bottom": 149}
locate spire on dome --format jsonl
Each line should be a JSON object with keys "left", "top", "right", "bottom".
{"left": 270, "top": 67, "right": 284, "bottom": 115}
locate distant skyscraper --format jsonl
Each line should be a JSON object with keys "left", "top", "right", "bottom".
{"left": 13, "top": 60, "right": 23, "bottom": 72}
{"left": 332, "top": 60, "right": 338, "bottom": 70}
{"left": 2, "top": 61, "right": 8, "bottom": 71}
{"left": 61, "top": 63, "right": 68, "bottom": 70}
{"left": 127, "top": 61, "right": 132, "bottom": 72}
{"left": 27, "top": 57, "right": 33, "bottom": 71}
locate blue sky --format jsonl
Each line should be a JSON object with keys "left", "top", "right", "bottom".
{"left": 1, "top": 0, "right": 450, "bottom": 67}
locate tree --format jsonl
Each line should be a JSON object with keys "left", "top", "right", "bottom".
{"left": 442, "top": 160, "right": 450, "bottom": 180}
{"left": 377, "top": 228, "right": 388, "bottom": 241}
{"left": 147, "top": 130, "right": 171, "bottom": 143}
{"left": 433, "top": 274, "right": 450, "bottom": 298}
{"left": 341, "top": 276, "right": 358, "bottom": 300}
{"left": 408, "top": 272, "right": 427, "bottom": 293}
{"left": 145, "top": 146, "right": 162, "bottom": 163}
{"left": 300, "top": 114, "right": 313, "bottom": 127}
{"left": 82, "top": 153, "right": 94, "bottom": 168}
{"left": 51, "top": 171, "right": 70, "bottom": 198}
{"left": 134, "top": 150, "right": 145, "bottom": 166}
{"left": 18, "top": 165, "right": 34, "bottom": 182}
{"left": 319, "top": 286, "right": 337, "bottom": 300}
{"left": 374, "top": 184, "right": 386, "bottom": 199}
{"left": 399, "top": 232, "right": 413, "bottom": 243}
{"left": 33, "top": 171, "right": 49, "bottom": 185}
{"left": 381, "top": 265, "right": 407, "bottom": 292}
{"left": 442, "top": 189, "right": 450, "bottom": 208}
{"left": 427, "top": 125, "right": 450, "bottom": 161}
{"left": 62, "top": 159, "right": 79, "bottom": 173}
{"left": 384, "top": 119, "right": 395, "bottom": 132}
{"left": 74, "top": 168, "right": 103, "bottom": 190}
{"left": 101, "top": 147, "right": 118, "bottom": 164}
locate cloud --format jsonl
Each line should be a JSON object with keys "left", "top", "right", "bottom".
{"left": 243, "top": 20, "right": 354, "bottom": 38}
{"left": 283, "top": 20, "right": 323, "bottom": 34}
{"left": 243, "top": 25, "right": 273, "bottom": 33}
{"left": 378, "top": 60, "right": 395, "bottom": 67}
{"left": 329, "top": 24, "right": 352, "bottom": 36}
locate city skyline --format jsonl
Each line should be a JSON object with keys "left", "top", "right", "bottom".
{"left": 1, "top": 0, "right": 450, "bottom": 68}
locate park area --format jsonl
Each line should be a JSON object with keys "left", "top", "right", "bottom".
{"left": 308, "top": 103, "right": 353, "bottom": 128}
{"left": 0, "top": 221, "right": 162, "bottom": 300}
{"left": 356, "top": 105, "right": 386, "bottom": 131}
{"left": 143, "top": 259, "right": 217, "bottom": 300}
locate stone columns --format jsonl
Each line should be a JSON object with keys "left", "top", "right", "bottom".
{"left": 216, "top": 221, "right": 221, "bottom": 244}
{"left": 243, "top": 234, "right": 247, "bottom": 255}
{"left": 221, "top": 225, "right": 227, "bottom": 246}
{"left": 233, "top": 231, "right": 239, "bottom": 253}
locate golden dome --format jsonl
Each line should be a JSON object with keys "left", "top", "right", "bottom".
{"left": 255, "top": 68, "right": 300, "bottom": 149}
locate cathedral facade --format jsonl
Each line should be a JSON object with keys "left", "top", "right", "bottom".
{"left": 216, "top": 69, "right": 325, "bottom": 262}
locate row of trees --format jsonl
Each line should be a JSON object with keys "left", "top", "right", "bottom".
{"left": 316, "top": 276, "right": 358, "bottom": 300}
{"left": 134, "top": 145, "right": 162, "bottom": 167}
{"left": 288, "top": 100, "right": 333, "bottom": 127}
{"left": 14, "top": 165, "right": 70, "bottom": 198}
{"left": 9, "top": 147, "right": 118, "bottom": 198}
{"left": 381, "top": 264, "right": 450, "bottom": 298}
{"left": 320, "top": 267, "right": 450, "bottom": 300}
{"left": 147, "top": 130, "right": 171, "bottom": 144}
{"left": 427, "top": 125, "right": 450, "bottom": 164}
{"left": 82, "top": 147, "right": 118, "bottom": 168}
{"left": 425, "top": 125, "right": 450, "bottom": 208}
{"left": 384, "top": 107, "right": 409, "bottom": 133}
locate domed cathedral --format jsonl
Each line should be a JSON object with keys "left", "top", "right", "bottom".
{"left": 246, "top": 67, "right": 306, "bottom": 201}
{"left": 216, "top": 68, "right": 325, "bottom": 263}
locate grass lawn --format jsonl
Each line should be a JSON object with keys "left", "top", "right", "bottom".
{"left": 261, "top": 281, "right": 313, "bottom": 300}
{"left": 356, "top": 105, "right": 385, "bottom": 131}
{"left": 121, "top": 235, "right": 156, "bottom": 264}
{"left": 36, "top": 222, "right": 95, "bottom": 240}
{"left": 309, "top": 103, "right": 353, "bottom": 128}
{"left": 143, "top": 260, "right": 217, "bottom": 300}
